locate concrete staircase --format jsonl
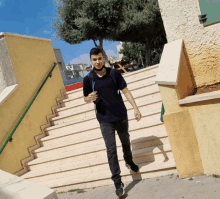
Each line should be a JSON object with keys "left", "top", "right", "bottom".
{"left": 21, "top": 64, "right": 177, "bottom": 193}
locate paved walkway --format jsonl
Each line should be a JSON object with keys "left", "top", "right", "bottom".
{"left": 57, "top": 174, "right": 220, "bottom": 199}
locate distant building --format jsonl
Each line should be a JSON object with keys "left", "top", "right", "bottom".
{"left": 77, "top": 62, "right": 88, "bottom": 70}
{"left": 53, "top": 49, "right": 69, "bottom": 81}
{"left": 66, "top": 64, "right": 79, "bottom": 71}
{"left": 66, "top": 63, "right": 90, "bottom": 79}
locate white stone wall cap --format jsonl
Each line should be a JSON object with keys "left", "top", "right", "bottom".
{"left": 179, "top": 90, "right": 220, "bottom": 105}
{"left": 0, "top": 169, "right": 58, "bottom": 199}
{"left": 0, "top": 32, "right": 51, "bottom": 41}
{"left": 0, "top": 84, "right": 19, "bottom": 106}
{"left": 155, "top": 39, "right": 183, "bottom": 85}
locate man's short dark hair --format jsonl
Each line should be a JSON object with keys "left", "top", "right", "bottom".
{"left": 90, "top": 48, "right": 103, "bottom": 58}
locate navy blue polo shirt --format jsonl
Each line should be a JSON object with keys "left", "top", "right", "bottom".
{"left": 83, "top": 67, "right": 128, "bottom": 123}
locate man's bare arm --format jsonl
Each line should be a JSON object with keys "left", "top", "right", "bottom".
{"left": 84, "top": 96, "right": 91, "bottom": 103}
{"left": 122, "top": 87, "right": 138, "bottom": 110}
{"left": 84, "top": 91, "right": 98, "bottom": 103}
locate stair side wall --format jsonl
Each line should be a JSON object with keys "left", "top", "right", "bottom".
{"left": 0, "top": 33, "right": 65, "bottom": 174}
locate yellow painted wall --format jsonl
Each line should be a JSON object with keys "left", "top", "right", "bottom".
{"left": 159, "top": 84, "right": 204, "bottom": 178}
{"left": 0, "top": 33, "right": 65, "bottom": 174}
{"left": 188, "top": 100, "right": 220, "bottom": 176}
{"left": 160, "top": 81, "right": 220, "bottom": 177}
{"left": 163, "top": 110, "right": 204, "bottom": 178}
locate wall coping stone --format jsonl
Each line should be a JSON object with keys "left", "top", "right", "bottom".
{"left": 155, "top": 39, "right": 183, "bottom": 85}
{"left": 179, "top": 90, "right": 220, "bottom": 105}
{"left": 0, "top": 32, "right": 51, "bottom": 41}
{"left": 0, "top": 84, "right": 19, "bottom": 106}
{"left": 0, "top": 169, "right": 58, "bottom": 199}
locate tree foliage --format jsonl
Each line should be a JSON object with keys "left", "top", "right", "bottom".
{"left": 53, "top": 0, "right": 124, "bottom": 43}
{"left": 52, "top": 0, "right": 123, "bottom": 66}
{"left": 52, "top": 0, "right": 167, "bottom": 66}
{"left": 120, "top": 31, "right": 167, "bottom": 66}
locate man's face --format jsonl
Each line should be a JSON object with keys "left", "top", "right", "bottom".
{"left": 90, "top": 53, "right": 105, "bottom": 70}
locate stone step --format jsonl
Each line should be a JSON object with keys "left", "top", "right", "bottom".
{"left": 29, "top": 123, "right": 168, "bottom": 171}
{"left": 61, "top": 80, "right": 160, "bottom": 108}
{"left": 64, "top": 71, "right": 157, "bottom": 101}
{"left": 63, "top": 64, "right": 159, "bottom": 99}
{"left": 45, "top": 109, "right": 162, "bottom": 140}
{"left": 27, "top": 152, "right": 174, "bottom": 191}
{"left": 29, "top": 138, "right": 171, "bottom": 172}
{"left": 121, "top": 64, "right": 159, "bottom": 82}
{"left": 57, "top": 90, "right": 161, "bottom": 118}
{"left": 23, "top": 141, "right": 172, "bottom": 180}
{"left": 42, "top": 110, "right": 163, "bottom": 144}
{"left": 23, "top": 134, "right": 169, "bottom": 179}
{"left": 52, "top": 96, "right": 162, "bottom": 125}
{"left": 34, "top": 126, "right": 169, "bottom": 159}
{"left": 39, "top": 122, "right": 167, "bottom": 154}
{"left": 27, "top": 152, "right": 175, "bottom": 192}
{"left": 30, "top": 111, "right": 163, "bottom": 165}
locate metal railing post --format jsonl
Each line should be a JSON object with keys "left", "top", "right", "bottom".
{"left": 160, "top": 103, "right": 165, "bottom": 122}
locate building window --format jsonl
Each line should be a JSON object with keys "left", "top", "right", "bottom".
{"left": 199, "top": 0, "right": 220, "bottom": 26}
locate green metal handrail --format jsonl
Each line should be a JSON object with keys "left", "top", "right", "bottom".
{"left": 160, "top": 103, "right": 165, "bottom": 122}
{"left": 0, "top": 63, "right": 57, "bottom": 155}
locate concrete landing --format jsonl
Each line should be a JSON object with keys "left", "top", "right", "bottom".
{"left": 57, "top": 174, "right": 220, "bottom": 199}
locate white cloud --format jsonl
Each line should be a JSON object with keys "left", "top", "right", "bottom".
{"left": 69, "top": 54, "right": 90, "bottom": 65}
{"left": 68, "top": 48, "right": 119, "bottom": 66}
{"left": 0, "top": 0, "right": 5, "bottom": 7}
{"left": 43, "top": 30, "right": 52, "bottom": 35}
{"left": 105, "top": 49, "right": 119, "bottom": 58}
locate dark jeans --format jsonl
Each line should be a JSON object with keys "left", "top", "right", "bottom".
{"left": 99, "top": 118, "right": 133, "bottom": 186}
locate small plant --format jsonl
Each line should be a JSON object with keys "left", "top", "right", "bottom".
{"left": 213, "top": 174, "right": 220, "bottom": 178}
{"left": 57, "top": 191, "right": 65, "bottom": 194}
{"left": 68, "top": 189, "right": 86, "bottom": 193}
{"left": 189, "top": 178, "right": 193, "bottom": 181}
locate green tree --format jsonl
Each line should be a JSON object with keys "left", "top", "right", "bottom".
{"left": 113, "top": 0, "right": 167, "bottom": 66}
{"left": 52, "top": 0, "right": 166, "bottom": 66}
{"left": 52, "top": 0, "right": 124, "bottom": 67}
{"left": 120, "top": 42, "right": 146, "bottom": 66}
{"left": 120, "top": 31, "right": 167, "bottom": 66}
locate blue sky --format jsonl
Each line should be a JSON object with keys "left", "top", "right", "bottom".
{"left": 0, "top": 0, "right": 120, "bottom": 66}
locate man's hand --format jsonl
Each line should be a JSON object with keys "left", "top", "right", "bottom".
{"left": 134, "top": 108, "right": 142, "bottom": 122}
{"left": 88, "top": 91, "right": 98, "bottom": 102}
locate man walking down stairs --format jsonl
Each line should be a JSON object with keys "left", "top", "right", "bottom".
{"left": 21, "top": 48, "right": 176, "bottom": 196}
{"left": 83, "top": 48, "right": 142, "bottom": 197}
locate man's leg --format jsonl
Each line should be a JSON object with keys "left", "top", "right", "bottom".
{"left": 99, "top": 122, "right": 122, "bottom": 186}
{"left": 116, "top": 118, "right": 133, "bottom": 164}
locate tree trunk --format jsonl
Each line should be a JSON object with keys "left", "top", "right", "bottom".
{"left": 145, "top": 40, "right": 151, "bottom": 66}
{"left": 92, "top": 39, "right": 111, "bottom": 68}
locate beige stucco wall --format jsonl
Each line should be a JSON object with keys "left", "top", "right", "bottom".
{"left": 0, "top": 33, "right": 65, "bottom": 174}
{"left": 158, "top": 0, "right": 220, "bottom": 88}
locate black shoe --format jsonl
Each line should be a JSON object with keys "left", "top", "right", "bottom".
{"left": 126, "top": 161, "right": 139, "bottom": 173}
{"left": 115, "top": 182, "right": 125, "bottom": 197}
